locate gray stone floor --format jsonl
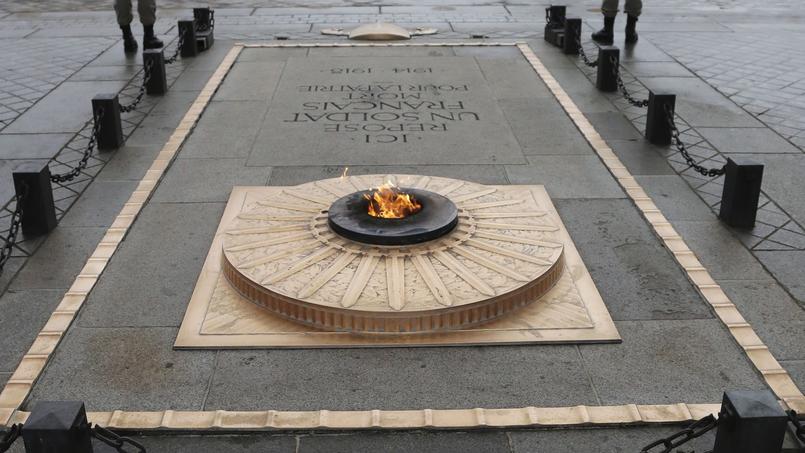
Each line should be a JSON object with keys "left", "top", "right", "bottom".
{"left": 0, "top": 1, "right": 804, "bottom": 451}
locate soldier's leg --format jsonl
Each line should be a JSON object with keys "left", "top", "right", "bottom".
{"left": 624, "top": 0, "right": 642, "bottom": 17}
{"left": 593, "top": 0, "right": 618, "bottom": 43}
{"left": 601, "top": 0, "right": 620, "bottom": 18}
{"left": 138, "top": 0, "right": 164, "bottom": 49}
{"left": 115, "top": 0, "right": 138, "bottom": 53}
{"left": 624, "top": 0, "right": 641, "bottom": 43}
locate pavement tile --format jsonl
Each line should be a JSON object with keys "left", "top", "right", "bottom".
{"left": 505, "top": 155, "right": 625, "bottom": 199}
{"left": 178, "top": 101, "right": 268, "bottom": 159}
{"left": 299, "top": 432, "right": 510, "bottom": 453}
{"left": 152, "top": 158, "right": 270, "bottom": 203}
{"left": 267, "top": 164, "right": 509, "bottom": 186}
{"left": 76, "top": 202, "right": 224, "bottom": 328}
{"left": 698, "top": 127, "right": 801, "bottom": 154}
{"left": 107, "top": 435, "right": 297, "bottom": 453}
{"left": 580, "top": 319, "right": 768, "bottom": 404}
{"left": 673, "top": 221, "right": 771, "bottom": 280}
{"left": 0, "top": 289, "right": 63, "bottom": 371}
{"left": 58, "top": 180, "right": 138, "bottom": 227}
{"left": 781, "top": 360, "right": 805, "bottom": 390}
{"left": 511, "top": 427, "right": 715, "bottom": 452}
{"left": 215, "top": 61, "right": 285, "bottom": 101}
{"left": 729, "top": 153, "right": 805, "bottom": 227}
{"left": 95, "top": 144, "right": 162, "bottom": 181}
{"left": 474, "top": 55, "right": 554, "bottom": 100}
{"left": 635, "top": 175, "right": 717, "bottom": 220}
{"left": 621, "top": 61, "right": 695, "bottom": 78}
{"left": 755, "top": 251, "right": 805, "bottom": 306}
{"left": 556, "top": 199, "right": 712, "bottom": 321}
{"left": 609, "top": 140, "right": 676, "bottom": 175}
{"left": 205, "top": 346, "right": 598, "bottom": 410}
{"left": 586, "top": 111, "right": 643, "bottom": 141}
{"left": 498, "top": 98, "right": 593, "bottom": 156}
{"left": 68, "top": 65, "right": 139, "bottom": 82}
{"left": 26, "top": 327, "right": 216, "bottom": 411}
{"left": 0, "top": 133, "right": 73, "bottom": 159}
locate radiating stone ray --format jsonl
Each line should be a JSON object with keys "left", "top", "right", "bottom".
{"left": 471, "top": 212, "right": 547, "bottom": 219}
{"left": 411, "top": 254, "right": 453, "bottom": 306}
{"left": 256, "top": 200, "right": 322, "bottom": 213}
{"left": 225, "top": 232, "right": 312, "bottom": 252}
{"left": 412, "top": 175, "right": 431, "bottom": 190}
{"left": 465, "top": 238, "right": 554, "bottom": 266}
{"left": 474, "top": 231, "right": 564, "bottom": 249}
{"left": 226, "top": 224, "right": 309, "bottom": 235}
{"left": 348, "top": 175, "right": 369, "bottom": 191}
{"left": 386, "top": 254, "right": 405, "bottom": 310}
{"left": 341, "top": 255, "right": 380, "bottom": 308}
{"left": 436, "top": 180, "right": 464, "bottom": 196}
{"left": 315, "top": 180, "right": 352, "bottom": 198}
{"left": 261, "top": 247, "right": 338, "bottom": 285}
{"left": 384, "top": 174, "right": 397, "bottom": 186}
{"left": 283, "top": 190, "right": 333, "bottom": 206}
{"left": 432, "top": 250, "right": 495, "bottom": 297}
{"left": 238, "top": 240, "right": 321, "bottom": 269}
{"left": 475, "top": 222, "right": 559, "bottom": 232}
{"left": 450, "top": 245, "right": 531, "bottom": 282}
{"left": 298, "top": 252, "right": 357, "bottom": 298}
{"left": 461, "top": 199, "right": 524, "bottom": 210}
{"left": 450, "top": 188, "right": 497, "bottom": 203}
{"left": 237, "top": 214, "right": 311, "bottom": 222}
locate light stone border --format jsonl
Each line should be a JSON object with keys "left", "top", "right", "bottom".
{"left": 0, "top": 41, "right": 800, "bottom": 431}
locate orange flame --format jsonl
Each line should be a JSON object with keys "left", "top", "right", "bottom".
{"left": 364, "top": 182, "right": 422, "bottom": 219}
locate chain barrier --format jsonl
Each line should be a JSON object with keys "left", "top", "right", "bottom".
{"left": 640, "top": 414, "right": 719, "bottom": 453}
{"left": 575, "top": 37, "right": 598, "bottom": 68}
{"left": 610, "top": 55, "right": 649, "bottom": 107}
{"left": 0, "top": 424, "right": 23, "bottom": 453}
{"left": 119, "top": 59, "right": 153, "bottom": 113}
{"left": 789, "top": 410, "right": 805, "bottom": 444}
{"left": 196, "top": 9, "right": 215, "bottom": 32}
{"left": 92, "top": 425, "right": 147, "bottom": 453}
{"left": 164, "top": 28, "right": 186, "bottom": 64}
{"left": 50, "top": 108, "right": 104, "bottom": 184}
{"left": 0, "top": 182, "right": 26, "bottom": 278}
{"left": 665, "top": 104, "right": 726, "bottom": 177}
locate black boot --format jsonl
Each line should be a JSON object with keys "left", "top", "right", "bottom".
{"left": 591, "top": 16, "right": 615, "bottom": 44}
{"left": 121, "top": 24, "right": 138, "bottom": 53}
{"left": 143, "top": 24, "right": 164, "bottom": 49}
{"left": 625, "top": 15, "right": 639, "bottom": 44}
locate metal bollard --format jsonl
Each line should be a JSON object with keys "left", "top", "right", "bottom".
{"left": 92, "top": 94, "right": 124, "bottom": 150}
{"left": 12, "top": 162, "right": 57, "bottom": 237}
{"left": 544, "top": 5, "right": 566, "bottom": 45}
{"left": 178, "top": 19, "right": 198, "bottom": 57}
{"left": 193, "top": 7, "right": 215, "bottom": 51}
{"left": 596, "top": 46, "right": 619, "bottom": 92}
{"left": 22, "top": 401, "right": 93, "bottom": 453}
{"left": 645, "top": 91, "right": 675, "bottom": 145}
{"left": 143, "top": 49, "right": 168, "bottom": 95}
{"left": 713, "top": 390, "right": 787, "bottom": 453}
{"left": 562, "top": 17, "right": 581, "bottom": 55}
{"left": 719, "top": 158, "right": 764, "bottom": 228}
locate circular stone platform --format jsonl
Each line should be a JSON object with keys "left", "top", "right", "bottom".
{"left": 221, "top": 175, "right": 565, "bottom": 334}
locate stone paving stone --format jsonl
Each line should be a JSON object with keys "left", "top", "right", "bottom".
{"left": 0, "top": 133, "right": 72, "bottom": 159}
{"left": 215, "top": 61, "right": 284, "bottom": 101}
{"left": 621, "top": 61, "right": 695, "bottom": 78}
{"left": 609, "top": 139, "right": 675, "bottom": 175}
{"left": 616, "top": 39, "right": 675, "bottom": 63}
{"left": 77, "top": 202, "right": 224, "bottom": 328}
{"left": 95, "top": 144, "right": 162, "bottom": 181}
{"left": 101, "top": 435, "right": 297, "bottom": 453}
{"left": 306, "top": 46, "right": 455, "bottom": 58}
{"left": 580, "top": 319, "right": 768, "bottom": 404}
{"left": 755, "top": 251, "right": 805, "bottom": 306}
{"left": 58, "top": 180, "right": 138, "bottom": 227}
{"left": 68, "top": 65, "right": 138, "bottom": 82}
{"left": 585, "top": 112, "right": 643, "bottom": 141}
{"left": 0, "top": 257, "right": 23, "bottom": 293}
{"left": 298, "top": 432, "right": 510, "bottom": 453}
{"left": 152, "top": 158, "right": 269, "bottom": 203}
{"left": 382, "top": 5, "right": 507, "bottom": 15}
{"left": 10, "top": 227, "right": 105, "bottom": 290}
{"left": 88, "top": 40, "right": 140, "bottom": 67}
{"left": 3, "top": 81, "right": 126, "bottom": 133}
{"left": 124, "top": 123, "right": 176, "bottom": 147}
{"left": 698, "top": 127, "right": 801, "bottom": 154}
{"left": 178, "top": 101, "right": 268, "bottom": 159}
{"left": 673, "top": 221, "right": 771, "bottom": 281}
{"left": 511, "top": 427, "right": 716, "bottom": 452}
{"left": 0, "top": 289, "right": 63, "bottom": 371}
{"left": 267, "top": 164, "right": 509, "bottom": 186}
{"left": 635, "top": 175, "right": 717, "bottom": 221}
{"left": 474, "top": 56, "right": 553, "bottom": 100}
{"left": 168, "top": 69, "right": 215, "bottom": 93}
{"left": 0, "top": 372, "right": 9, "bottom": 389}
{"left": 498, "top": 98, "right": 593, "bottom": 156}
{"left": 641, "top": 77, "right": 762, "bottom": 128}
{"left": 452, "top": 46, "right": 524, "bottom": 58}
{"left": 26, "top": 327, "right": 216, "bottom": 411}
{"left": 253, "top": 6, "right": 380, "bottom": 15}
{"left": 505, "top": 156, "right": 625, "bottom": 199}
{"left": 719, "top": 280, "right": 805, "bottom": 361}
{"left": 184, "top": 39, "right": 239, "bottom": 71}
{"left": 556, "top": 198, "right": 711, "bottom": 321}
{"left": 205, "top": 346, "right": 598, "bottom": 410}
{"left": 731, "top": 153, "right": 805, "bottom": 227}
{"left": 237, "top": 47, "right": 309, "bottom": 62}
{"left": 450, "top": 22, "right": 543, "bottom": 33}
{"left": 781, "top": 360, "right": 805, "bottom": 390}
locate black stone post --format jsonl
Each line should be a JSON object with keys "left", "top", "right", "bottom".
{"left": 712, "top": 390, "right": 787, "bottom": 453}
{"left": 562, "top": 18, "right": 581, "bottom": 55}
{"left": 92, "top": 94, "right": 124, "bottom": 150}
{"left": 12, "top": 162, "right": 57, "bottom": 237}
{"left": 193, "top": 7, "right": 215, "bottom": 51}
{"left": 143, "top": 49, "right": 167, "bottom": 95}
{"left": 645, "top": 91, "right": 675, "bottom": 145}
{"left": 544, "top": 5, "right": 566, "bottom": 44}
{"left": 719, "top": 157, "right": 764, "bottom": 228}
{"left": 596, "top": 46, "right": 619, "bottom": 92}
{"left": 178, "top": 19, "right": 198, "bottom": 57}
{"left": 22, "top": 401, "right": 93, "bottom": 453}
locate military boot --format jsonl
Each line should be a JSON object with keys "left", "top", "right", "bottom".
{"left": 121, "top": 24, "right": 138, "bottom": 53}
{"left": 625, "top": 15, "right": 639, "bottom": 44}
{"left": 591, "top": 16, "right": 615, "bottom": 44}
{"left": 143, "top": 24, "right": 164, "bottom": 49}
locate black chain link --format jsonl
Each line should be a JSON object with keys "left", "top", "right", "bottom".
{"left": 610, "top": 55, "right": 649, "bottom": 107}
{"left": 92, "top": 425, "right": 147, "bottom": 453}
{"left": 788, "top": 410, "right": 805, "bottom": 443}
{"left": 50, "top": 108, "right": 104, "bottom": 183}
{"left": 196, "top": 9, "right": 215, "bottom": 32}
{"left": 119, "top": 59, "right": 153, "bottom": 113}
{"left": 665, "top": 104, "right": 726, "bottom": 177}
{"left": 0, "top": 183, "right": 26, "bottom": 278}
{"left": 164, "top": 28, "right": 186, "bottom": 65}
{"left": 641, "top": 414, "right": 719, "bottom": 453}
{"left": 576, "top": 37, "right": 598, "bottom": 68}
{"left": 0, "top": 424, "right": 23, "bottom": 453}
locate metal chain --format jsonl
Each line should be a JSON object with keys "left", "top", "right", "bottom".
{"left": 0, "top": 182, "right": 26, "bottom": 278}
{"left": 665, "top": 104, "right": 726, "bottom": 177}
{"left": 50, "top": 108, "right": 104, "bottom": 183}
{"left": 120, "top": 59, "right": 153, "bottom": 113}
{"left": 610, "top": 55, "right": 649, "bottom": 107}
{"left": 164, "top": 28, "right": 186, "bottom": 64}
{"left": 576, "top": 37, "right": 598, "bottom": 68}
{"left": 91, "top": 425, "right": 147, "bottom": 453}
{"left": 196, "top": 9, "right": 215, "bottom": 32}
{"left": 640, "top": 414, "right": 719, "bottom": 453}
{"left": 0, "top": 424, "right": 23, "bottom": 453}
{"left": 789, "top": 410, "right": 805, "bottom": 443}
